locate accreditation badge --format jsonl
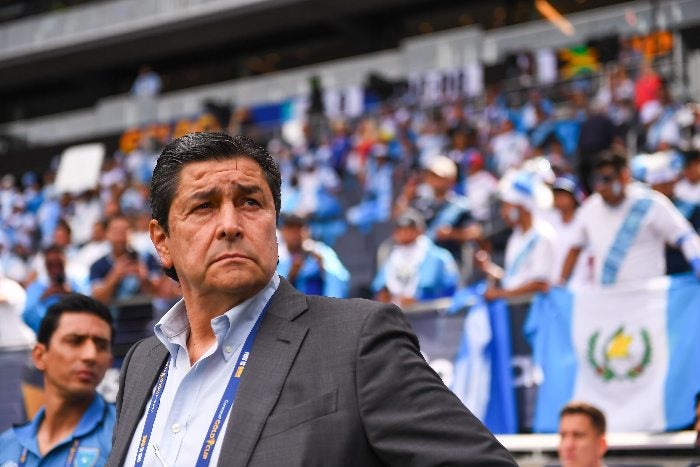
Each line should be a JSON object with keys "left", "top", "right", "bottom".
{"left": 72, "top": 447, "right": 99, "bottom": 467}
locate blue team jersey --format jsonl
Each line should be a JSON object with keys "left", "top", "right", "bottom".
{"left": 0, "top": 394, "right": 115, "bottom": 467}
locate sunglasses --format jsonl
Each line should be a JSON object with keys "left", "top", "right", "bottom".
{"left": 591, "top": 173, "right": 617, "bottom": 186}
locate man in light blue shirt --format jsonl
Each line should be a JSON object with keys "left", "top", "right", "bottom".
{"left": 108, "top": 133, "right": 516, "bottom": 467}
{"left": 0, "top": 294, "right": 115, "bottom": 466}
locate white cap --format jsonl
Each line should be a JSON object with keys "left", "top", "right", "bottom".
{"left": 499, "top": 169, "right": 553, "bottom": 212}
{"left": 425, "top": 155, "right": 458, "bottom": 179}
{"left": 631, "top": 151, "right": 681, "bottom": 185}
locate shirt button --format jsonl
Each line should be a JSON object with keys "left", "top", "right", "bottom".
{"left": 171, "top": 423, "right": 181, "bottom": 434}
{"left": 224, "top": 345, "right": 233, "bottom": 354}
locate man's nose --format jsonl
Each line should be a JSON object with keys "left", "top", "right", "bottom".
{"left": 217, "top": 202, "right": 243, "bottom": 239}
{"left": 80, "top": 340, "right": 98, "bottom": 362}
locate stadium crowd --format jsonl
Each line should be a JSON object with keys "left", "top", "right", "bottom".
{"left": 1, "top": 61, "right": 699, "bottom": 300}
{"left": 2, "top": 55, "right": 700, "bottom": 439}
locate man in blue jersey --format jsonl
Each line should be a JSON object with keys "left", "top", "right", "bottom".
{"left": 0, "top": 294, "right": 115, "bottom": 466}
{"left": 277, "top": 213, "right": 350, "bottom": 298}
{"left": 373, "top": 208, "right": 459, "bottom": 306}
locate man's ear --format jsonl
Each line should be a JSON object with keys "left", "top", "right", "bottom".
{"left": 32, "top": 343, "right": 48, "bottom": 372}
{"left": 150, "top": 219, "right": 173, "bottom": 269}
{"left": 598, "top": 435, "right": 608, "bottom": 458}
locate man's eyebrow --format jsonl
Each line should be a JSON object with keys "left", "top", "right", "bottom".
{"left": 188, "top": 184, "right": 263, "bottom": 200}
{"left": 189, "top": 188, "right": 218, "bottom": 201}
{"left": 63, "top": 333, "right": 110, "bottom": 341}
{"left": 236, "top": 183, "right": 263, "bottom": 195}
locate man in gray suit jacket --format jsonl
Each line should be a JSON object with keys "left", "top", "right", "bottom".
{"left": 107, "top": 132, "right": 517, "bottom": 466}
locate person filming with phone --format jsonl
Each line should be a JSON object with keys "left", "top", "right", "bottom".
{"left": 23, "top": 244, "right": 91, "bottom": 333}
{"left": 90, "top": 214, "right": 161, "bottom": 304}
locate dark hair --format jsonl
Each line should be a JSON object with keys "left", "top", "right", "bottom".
{"left": 150, "top": 132, "right": 282, "bottom": 281}
{"left": 593, "top": 149, "right": 628, "bottom": 173}
{"left": 55, "top": 218, "right": 72, "bottom": 236}
{"left": 43, "top": 243, "right": 64, "bottom": 256}
{"left": 682, "top": 149, "right": 700, "bottom": 168}
{"left": 105, "top": 213, "right": 131, "bottom": 229}
{"left": 37, "top": 293, "right": 113, "bottom": 347}
{"left": 560, "top": 401, "right": 607, "bottom": 435}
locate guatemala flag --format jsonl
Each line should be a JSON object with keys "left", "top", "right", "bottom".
{"left": 449, "top": 283, "right": 518, "bottom": 434}
{"left": 525, "top": 273, "right": 700, "bottom": 432}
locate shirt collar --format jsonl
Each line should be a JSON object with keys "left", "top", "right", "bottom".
{"left": 13, "top": 394, "right": 106, "bottom": 454}
{"left": 154, "top": 273, "right": 280, "bottom": 363}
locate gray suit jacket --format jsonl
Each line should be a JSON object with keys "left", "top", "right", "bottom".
{"left": 107, "top": 279, "right": 516, "bottom": 466}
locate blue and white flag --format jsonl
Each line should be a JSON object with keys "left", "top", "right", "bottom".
{"left": 449, "top": 283, "right": 518, "bottom": 434}
{"left": 526, "top": 273, "right": 700, "bottom": 432}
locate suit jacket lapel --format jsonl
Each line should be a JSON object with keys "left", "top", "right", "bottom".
{"left": 217, "top": 279, "right": 309, "bottom": 467}
{"left": 112, "top": 339, "right": 169, "bottom": 466}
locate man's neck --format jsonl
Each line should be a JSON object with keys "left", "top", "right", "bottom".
{"left": 38, "top": 391, "right": 93, "bottom": 455}
{"left": 518, "top": 212, "right": 533, "bottom": 232}
{"left": 604, "top": 194, "right": 626, "bottom": 207}
{"left": 181, "top": 288, "right": 259, "bottom": 365}
{"left": 560, "top": 209, "right": 575, "bottom": 223}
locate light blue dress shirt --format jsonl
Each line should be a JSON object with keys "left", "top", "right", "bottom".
{"left": 123, "top": 274, "right": 280, "bottom": 467}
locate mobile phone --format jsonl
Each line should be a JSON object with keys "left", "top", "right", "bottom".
{"left": 126, "top": 249, "right": 139, "bottom": 261}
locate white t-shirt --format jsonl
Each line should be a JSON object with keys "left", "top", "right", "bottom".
{"left": 571, "top": 185, "right": 697, "bottom": 283}
{"left": 502, "top": 218, "right": 557, "bottom": 290}
{"left": 465, "top": 170, "right": 498, "bottom": 222}
{"left": 0, "top": 275, "right": 33, "bottom": 350}
{"left": 542, "top": 210, "right": 593, "bottom": 288}
{"left": 674, "top": 178, "right": 700, "bottom": 204}
{"left": 490, "top": 131, "right": 530, "bottom": 176}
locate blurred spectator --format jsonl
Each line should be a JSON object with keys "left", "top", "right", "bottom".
{"left": 23, "top": 245, "right": 91, "bottom": 333}
{"left": 479, "top": 169, "right": 556, "bottom": 301}
{"left": 489, "top": 119, "right": 530, "bottom": 176}
{"left": 89, "top": 215, "right": 159, "bottom": 304}
{"left": 346, "top": 144, "right": 395, "bottom": 233}
{"left": 446, "top": 125, "right": 477, "bottom": 182}
{"left": 287, "top": 153, "right": 340, "bottom": 219}
{"left": 20, "top": 172, "right": 43, "bottom": 215}
{"left": 560, "top": 149, "right": 700, "bottom": 285}
{"left": 38, "top": 191, "right": 75, "bottom": 249}
{"left": 68, "top": 190, "right": 102, "bottom": 246}
{"left": 73, "top": 220, "right": 111, "bottom": 271}
{"left": 130, "top": 64, "right": 162, "bottom": 98}
{"left": 545, "top": 176, "right": 592, "bottom": 288}
{"left": 281, "top": 151, "right": 346, "bottom": 245}
{"left": 277, "top": 214, "right": 350, "bottom": 298}
{"left": 0, "top": 294, "right": 115, "bottom": 466}
{"left": 675, "top": 149, "right": 700, "bottom": 204}
{"left": 0, "top": 234, "right": 29, "bottom": 284}
{"left": 99, "top": 157, "right": 127, "bottom": 204}
{"left": 558, "top": 401, "right": 608, "bottom": 467}
{"left": 123, "top": 136, "right": 159, "bottom": 185}
{"left": 0, "top": 272, "right": 32, "bottom": 432}
{"left": 631, "top": 151, "right": 700, "bottom": 275}
{"left": 415, "top": 112, "right": 448, "bottom": 164}
{"left": 595, "top": 65, "right": 635, "bottom": 135}
{"left": 4, "top": 197, "right": 36, "bottom": 256}
{"left": 641, "top": 80, "right": 680, "bottom": 152}
{"left": 634, "top": 61, "right": 661, "bottom": 111}
{"left": 373, "top": 209, "right": 459, "bottom": 306}
{"left": 521, "top": 89, "right": 554, "bottom": 133}
{"left": 462, "top": 151, "right": 499, "bottom": 223}
{"left": 577, "top": 104, "right": 617, "bottom": 194}
{"left": 0, "top": 174, "right": 18, "bottom": 222}
{"left": 27, "top": 219, "right": 87, "bottom": 287}
{"left": 396, "top": 155, "right": 479, "bottom": 264}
